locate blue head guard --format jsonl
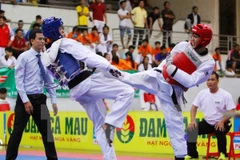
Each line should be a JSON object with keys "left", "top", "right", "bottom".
{"left": 42, "top": 17, "right": 64, "bottom": 40}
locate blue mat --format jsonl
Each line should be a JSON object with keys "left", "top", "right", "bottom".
{"left": 0, "top": 155, "right": 92, "bottom": 160}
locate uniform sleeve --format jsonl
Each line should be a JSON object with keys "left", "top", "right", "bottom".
{"left": 59, "top": 38, "right": 111, "bottom": 71}
{"left": 15, "top": 55, "right": 29, "bottom": 103}
{"left": 172, "top": 59, "right": 215, "bottom": 88}
{"left": 225, "top": 92, "right": 236, "bottom": 110}
{"left": 192, "top": 91, "right": 202, "bottom": 108}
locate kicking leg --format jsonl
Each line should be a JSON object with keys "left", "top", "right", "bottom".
{"left": 119, "top": 70, "right": 159, "bottom": 95}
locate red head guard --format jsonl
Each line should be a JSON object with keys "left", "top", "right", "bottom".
{"left": 191, "top": 24, "right": 212, "bottom": 48}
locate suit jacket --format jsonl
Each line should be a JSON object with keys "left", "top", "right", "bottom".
{"left": 187, "top": 13, "right": 201, "bottom": 25}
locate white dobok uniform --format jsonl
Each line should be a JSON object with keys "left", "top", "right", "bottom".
{"left": 42, "top": 38, "right": 134, "bottom": 160}
{"left": 117, "top": 41, "right": 215, "bottom": 157}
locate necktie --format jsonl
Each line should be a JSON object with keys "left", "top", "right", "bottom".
{"left": 36, "top": 54, "right": 49, "bottom": 84}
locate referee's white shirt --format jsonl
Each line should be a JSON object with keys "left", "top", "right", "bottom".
{"left": 193, "top": 88, "right": 236, "bottom": 125}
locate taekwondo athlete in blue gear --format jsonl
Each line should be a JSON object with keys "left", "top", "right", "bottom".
{"left": 41, "top": 17, "right": 134, "bottom": 160}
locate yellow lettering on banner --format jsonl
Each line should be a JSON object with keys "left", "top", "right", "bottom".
{"left": 30, "top": 136, "right": 38, "bottom": 140}
{"left": 1, "top": 111, "right": 231, "bottom": 155}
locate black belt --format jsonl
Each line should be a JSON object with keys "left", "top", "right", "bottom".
{"left": 154, "top": 69, "right": 182, "bottom": 111}
{"left": 68, "top": 70, "right": 94, "bottom": 89}
{"left": 27, "top": 93, "right": 44, "bottom": 99}
{"left": 171, "top": 87, "right": 182, "bottom": 111}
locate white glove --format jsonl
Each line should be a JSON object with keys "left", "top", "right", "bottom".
{"left": 107, "top": 65, "right": 122, "bottom": 78}
{"left": 166, "top": 64, "right": 178, "bottom": 77}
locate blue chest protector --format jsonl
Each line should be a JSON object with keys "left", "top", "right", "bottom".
{"left": 47, "top": 51, "right": 82, "bottom": 86}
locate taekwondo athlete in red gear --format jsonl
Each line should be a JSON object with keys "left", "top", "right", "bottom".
{"left": 116, "top": 24, "right": 215, "bottom": 160}
{"left": 41, "top": 17, "right": 135, "bottom": 160}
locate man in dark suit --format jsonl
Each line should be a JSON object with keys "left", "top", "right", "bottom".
{"left": 184, "top": 6, "right": 201, "bottom": 33}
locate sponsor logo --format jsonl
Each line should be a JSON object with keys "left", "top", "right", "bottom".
{"left": 116, "top": 115, "right": 135, "bottom": 143}
{"left": 7, "top": 113, "right": 15, "bottom": 135}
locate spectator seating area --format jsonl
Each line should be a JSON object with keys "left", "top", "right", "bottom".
{"left": 0, "top": 0, "right": 240, "bottom": 76}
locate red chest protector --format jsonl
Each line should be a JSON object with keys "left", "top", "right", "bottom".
{"left": 162, "top": 51, "right": 202, "bottom": 91}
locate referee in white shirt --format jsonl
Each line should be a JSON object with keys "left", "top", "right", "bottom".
{"left": 185, "top": 71, "right": 235, "bottom": 160}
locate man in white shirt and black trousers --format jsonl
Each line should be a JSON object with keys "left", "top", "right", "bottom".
{"left": 185, "top": 71, "right": 235, "bottom": 160}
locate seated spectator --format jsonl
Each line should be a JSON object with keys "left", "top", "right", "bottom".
{"left": 138, "top": 56, "right": 152, "bottom": 71}
{"left": 12, "top": 20, "right": 25, "bottom": 37}
{"left": 0, "top": 47, "right": 16, "bottom": 69}
{"left": 121, "top": 52, "right": 137, "bottom": 70}
{"left": 109, "top": 43, "right": 120, "bottom": 60}
{"left": 152, "top": 46, "right": 167, "bottom": 67}
{"left": 103, "top": 53, "right": 111, "bottom": 62}
{"left": 152, "top": 41, "right": 161, "bottom": 57}
{"left": 0, "top": 87, "right": 10, "bottom": 111}
{"left": 212, "top": 47, "right": 222, "bottom": 71}
{"left": 80, "top": 29, "right": 96, "bottom": 52}
{"left": 138, "top": 39, "right": 153, "bottom": 63}
{"left": 11, "top": 29, "right": 27, "bottom": 59}
{"left": 138, "top": 56, "right": 158, "bottom": 111}
{"left": 67, "top": 26, "right": 81, "bottom": 42}
{"left": 236, "top": 97, "right": 240, "bottom": 110}
{"left": 230, "top": 44, "right": 240, "bottom": 72}
{"left": 111, "top": 55, "right": 124, "bottom": 70}
{"left": 185, "top": 72, "right": 235, "bottom": 160}
{"left": 29, "top": 15, "right": 42, "bottom": 30}
{"left": 24, "top": 23, "right": 41, "bottom": 42}
{"left": 89, "top": 26, "right": 100, "bottom": 44}
{"left": 98, "top": 25, "right": 113, "bottom": 54}
{"left": 167, "top": 43, "right": 176, "bottom": 54}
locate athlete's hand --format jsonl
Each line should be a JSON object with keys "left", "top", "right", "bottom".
{"left": 166, "top": 64, "right": 177, "bottom": 77}
{"left": 107, "top": 65, "right": 122, "bottom": 78}
{"left": 188, "top": 121, "right": 197, "bottom": 131}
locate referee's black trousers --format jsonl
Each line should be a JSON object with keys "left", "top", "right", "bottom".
{"left": 6, "top": 94, "right": 57, "bottom": 160}
{"left": 187, "top": 119, "right": 231, "bottom": 158}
